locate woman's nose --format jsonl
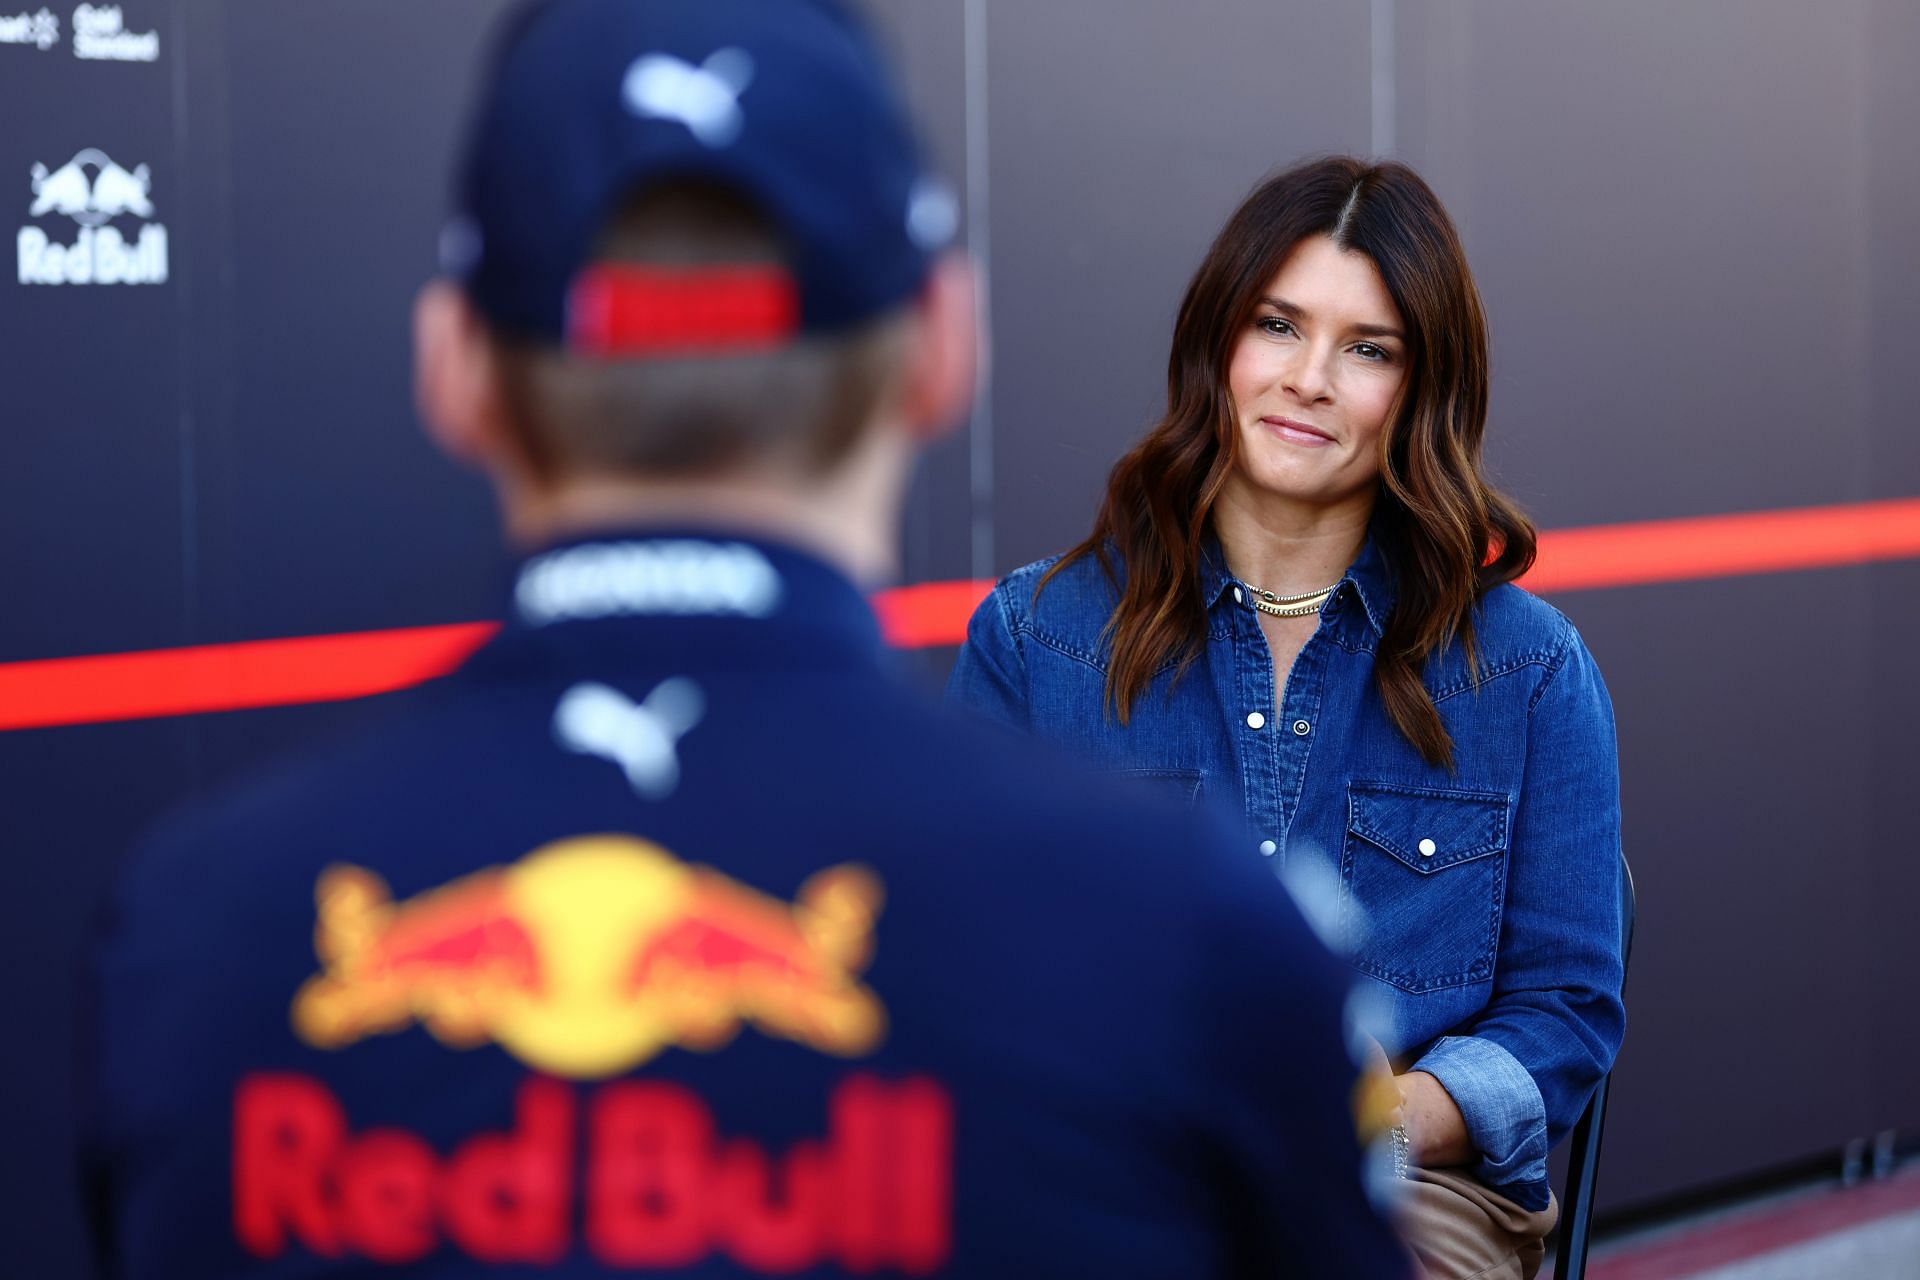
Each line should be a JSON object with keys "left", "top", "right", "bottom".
{"left": 1281, "top": 344, "right": 1335, "bottom": 404}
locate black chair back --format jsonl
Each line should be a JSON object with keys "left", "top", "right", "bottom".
{"left": 1551, "top": 854, "right": 1636, "bottom": 1280}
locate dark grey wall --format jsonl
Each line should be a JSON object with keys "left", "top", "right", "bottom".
{"left": 2, "top": 1, "right": 1916, "bottom": 1271}
{"left": 1864, "top": 0, "right": 1920, "bottom": 1164}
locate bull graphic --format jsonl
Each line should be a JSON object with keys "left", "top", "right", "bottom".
{"left": 28, "top": 149, "right": 153, "bottom": 226}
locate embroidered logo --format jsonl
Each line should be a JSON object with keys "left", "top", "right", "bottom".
{"left": 553, "top": 678, "right": 704, "bottom": 800}
{"left": 622, "top": 48, "right": 754, "bottom": 147}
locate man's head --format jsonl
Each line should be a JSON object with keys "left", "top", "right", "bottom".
{"left": 414, "top": 0, "right": 975, "bottom": 554}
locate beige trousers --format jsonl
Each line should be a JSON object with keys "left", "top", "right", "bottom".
{"left": 1395, "top": 1166, "right": 1559, "bottom": 1280}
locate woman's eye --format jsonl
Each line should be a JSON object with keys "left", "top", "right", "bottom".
{"left": 1258, "top": 316, "right": 1295, "bottom": 336}
{"left": 1352, "top": 342, "right": 1389, "bottom": 361}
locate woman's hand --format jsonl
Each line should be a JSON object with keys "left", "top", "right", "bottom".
{"left": 1395, "top": 1070, "right": 1473, "bottom": 1168}
{"left": 1358, "top": 1039, "right": 1474, "bottom": 1168}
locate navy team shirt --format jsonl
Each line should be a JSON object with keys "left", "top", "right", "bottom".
{"left": 80, "top": 529, "right": 1410, "bottom": 1279}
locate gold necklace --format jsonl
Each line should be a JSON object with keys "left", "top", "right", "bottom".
{"left": 1244, "top": 582, "right": 1339, "bottom": 618}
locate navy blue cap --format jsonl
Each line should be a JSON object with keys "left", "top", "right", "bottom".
{"left": 444, "top": 0, "right": 957, "bottom": 349}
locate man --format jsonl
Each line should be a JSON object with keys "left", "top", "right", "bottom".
{"left": 79, "top": 1, "right": 1409, "bottom": 1275}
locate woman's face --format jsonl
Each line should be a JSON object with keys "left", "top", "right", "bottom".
{"left": 1224, "top": 234, "right": 1409, "bottom": 516}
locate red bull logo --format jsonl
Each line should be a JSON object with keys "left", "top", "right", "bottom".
{"left": 18, "top": 148, "right": 169, "bottom": 286}
{"left": 234, "top": 1071, "right": 952, "bottom": 1271}
{"left": 292, "top": 836, "right": 887, "bottom": 1077}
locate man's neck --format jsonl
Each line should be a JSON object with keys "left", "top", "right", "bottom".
{"left": 1210, "top": 480, "right": 1373, "bottom": 596}
{"left": 502, "top": 442, "right": 907, "bottom": 588}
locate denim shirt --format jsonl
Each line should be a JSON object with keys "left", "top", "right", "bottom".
{"left": 946, "top": 538, "right": 1626, "bottom": 1210}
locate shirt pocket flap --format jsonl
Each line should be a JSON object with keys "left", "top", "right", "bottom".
{"left": 1347, "top": 782, "right": 1510, "bottom": 874}
{"left": 1111, "top": 766, "right": 1204, "bottom": 805}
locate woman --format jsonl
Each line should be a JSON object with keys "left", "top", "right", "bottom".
{"left": 947, "top": 156, "right": 1624, "bottom": 1280}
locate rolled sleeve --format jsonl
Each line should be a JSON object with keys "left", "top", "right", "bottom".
{"left": 1411, "top": 1034, "right": 1551, "bottom": 1204}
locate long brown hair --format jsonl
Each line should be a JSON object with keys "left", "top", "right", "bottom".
{"left": 1045, "top": 156, "right": 1535, "bottom": 769}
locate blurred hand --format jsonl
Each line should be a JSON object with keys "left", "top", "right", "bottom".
{"left": 1352, "top": 1035, "right": 1405, "bottom": 1143}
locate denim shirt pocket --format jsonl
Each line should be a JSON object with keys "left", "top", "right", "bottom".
{"left": 1340, "top": 781, "right": 1511, "bottom": 993}
{"left": 1110, "top": 767, "right": 1205, "bottom": 807}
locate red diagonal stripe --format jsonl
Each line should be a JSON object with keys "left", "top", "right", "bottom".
{"left": 1524, "top": 497, "right": 1920, "bottom": 592}
{"left": 2, "top": 497, "right": 1917, "bottom": 732}
{"left": 0, "top": 623, "right": 499, "bottom": 732}
{"left": 872, "top": 578, "right": 997, "bottom": 649}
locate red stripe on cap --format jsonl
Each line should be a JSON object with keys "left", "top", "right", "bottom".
{"left": 567, "top": 264, "right": 800, "bottom": 356}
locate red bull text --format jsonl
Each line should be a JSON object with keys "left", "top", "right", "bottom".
{"left": 234, "top": 1072, "right": 953, "bottom": 1271}
{"left": 17, "top": 223, "right": 168, "bottom": 286}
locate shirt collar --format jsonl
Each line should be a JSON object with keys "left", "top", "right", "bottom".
{"left": 1199, "top": 538, "right": 1239, "bottom": 610}
{"left": 474, "top": 526, "right": 885, "bottom": 673}
{"left": 1341, "top": 535, "right": 1396, "bottom": 636}
{"left": 1202, "top": 529, "right": 1397, "bottom": 637}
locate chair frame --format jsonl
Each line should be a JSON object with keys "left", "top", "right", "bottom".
{"left": 1550, "top": 855, "right": 1636, "bottom": 1280}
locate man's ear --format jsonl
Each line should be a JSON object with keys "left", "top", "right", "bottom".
{"left": 894, "top": 252, "right": 980, "bottom": 445}
{"left": 413, "top": 279, "right": 511, "bottom": 469}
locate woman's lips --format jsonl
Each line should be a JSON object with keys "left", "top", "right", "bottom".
{"left": 1261, "top": 416, "right": 1335, "bottom": 446}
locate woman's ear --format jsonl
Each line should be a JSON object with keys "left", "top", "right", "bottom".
{"left": 413, "top": 279, "right": 510, "bottom": 469}
{"left": 894, "top": 252, "right": 980, "bottom": 445}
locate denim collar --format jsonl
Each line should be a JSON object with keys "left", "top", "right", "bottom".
{"left": 1201, "top": 529, "right": 1396, "bottom": 637}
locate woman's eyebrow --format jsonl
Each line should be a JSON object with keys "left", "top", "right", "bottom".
{"left": 1262, "top": 295, "right": 1404, "bottom": 341}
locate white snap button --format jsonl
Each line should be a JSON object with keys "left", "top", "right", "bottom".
{"left": 1233, "top": 586, "right": 1245, "bottom": 604}
{"left": 1259, "top": 840, "right": 1278, "bottom": 856}
{"left": 1292, "top": 719, "right": 1311, "bottom": 736}
{"left": 1246, "top": 712, "right": 1266, "bottom": 730}
{"left": 1419, "top": 838, "right": 1437, "bottom": 857}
